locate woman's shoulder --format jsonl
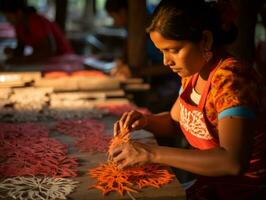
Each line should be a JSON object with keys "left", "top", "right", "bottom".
{"left": 213, "top": 55, "right": 258, "bottom": 84}
{"left": 216, "top": 55, "right": 242, "bottom": 72}
{"left": 210, "top": 55, "right": 259, "bottom": 113}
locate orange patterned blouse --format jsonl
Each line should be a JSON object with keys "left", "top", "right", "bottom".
{"left": 180, "top": 56, "right": 259, "bottom": 136}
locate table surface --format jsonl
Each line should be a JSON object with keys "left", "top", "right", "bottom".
{"left": 50, "top": 115, "right": 186, "bottom": 200}
{"left": 0, "top": 61, "right": 185, "bottom": 199}
{"left": 0, "top": 110, "right": 186, "bottom": 200}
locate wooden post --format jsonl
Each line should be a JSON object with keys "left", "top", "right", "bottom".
{"left": 55, "top": 0, "right": 68, "bottom": 32}
{"left": 81, "top": 0, "right": 95, "bottom": 30}
{"left": 127, "top": 0, "right": 147, "bottom": 71}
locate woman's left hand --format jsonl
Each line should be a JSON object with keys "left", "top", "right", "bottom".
{"left": 109, "top": 141, "right": 155, "bottom": 169}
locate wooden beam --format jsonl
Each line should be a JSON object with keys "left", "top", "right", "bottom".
{"left": 55, "top": 0, "right": 68, "bottom": 32}
{"left": 229, "top": 0, "right": 262, "bottom": 64}
{"left": 81, "top": 0, "right": 95, "bottom": 30}
{"left": 127, "top": 0, "right": 147, "bottom": 70}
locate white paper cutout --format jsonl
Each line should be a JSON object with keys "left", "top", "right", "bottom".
{"left": 0, "top": 176, "right": 78, "bottom": 200}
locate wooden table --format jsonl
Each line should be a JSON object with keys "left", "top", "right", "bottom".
{"left": 50, "top": 115, "right": 186, "bottom": 200}
{"left": 0, "top": 106, "right": 186, "bottom": 200}
{"left": 0, "top": 66, "right": 185, "bottom": 199}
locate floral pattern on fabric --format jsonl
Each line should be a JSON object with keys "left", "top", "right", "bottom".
{"left": 207, "top": 58, "right": 258, "bottom": 128}
{"left": 180, "top": 103, "right": 213, "bottom": 139}
{"left": 181, "top": 57, "right": 259, "bottom": 134}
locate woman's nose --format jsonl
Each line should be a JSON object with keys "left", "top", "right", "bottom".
{"left": 163, "top": 53, "right": 174, "bottom": 66}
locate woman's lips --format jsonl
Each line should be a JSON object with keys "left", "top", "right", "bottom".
{"left": 170, "top": 67, "right": 182, "bottom": 72}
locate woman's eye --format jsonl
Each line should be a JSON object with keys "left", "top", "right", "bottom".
{"left": 170, "top": 49, "right": 180, "bottom": 54}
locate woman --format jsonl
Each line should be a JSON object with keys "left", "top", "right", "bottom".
{"left": 109, "top": 0, "right": 266, "bottom": 199}
{"left": 0, "top": 0, "right": 73, "bottom": 64}
{"left": 104, "top": 0, "right": 165, "bottom": 80}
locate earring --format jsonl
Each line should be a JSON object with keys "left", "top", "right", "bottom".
{"left": 203, "top": 49, "right": 213, "bottom": 63}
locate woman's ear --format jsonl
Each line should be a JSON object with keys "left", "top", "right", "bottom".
{"left": 201, "top": 30, "right": 213, "bottom": 51}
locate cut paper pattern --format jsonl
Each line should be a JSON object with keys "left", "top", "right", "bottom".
{"left": 89, "top": 162, "right": 138, "bottom": 196}
{"left": 53, "top": 119, "right": 111, "bottom": 153}
{"left": 89, "top": 162, "right": 174, "bottom": 196}
{"left": 108, "top": 127, "right": 130, "bottom": 155}
{"left": 96, "top": 103, "right": 151, "bottom": 117}
{"left": 0, "top": 122, "right": 49, "bottom": 140}
{"left": 0, "top": 176, "right": 78, "bottom": 200}
{"left": 0, "top": 122, "right": 78, "bottom": 178}
{"left": 0, "top": 137, "right": 78, "bottom": 177}
{"left": 44, "top": 69, "right": 107, "bottom": 79}
{"left": 53, "top": 119, "right": 105, "bottom": 137}
{"left": 127, "top": 164, "right": 175, "bottom": 189}
{"left": 89, "top": 127, "right": 174, "bottom": 196}
{"left": 75, "top": 134, "right": 111, "bottom": 153}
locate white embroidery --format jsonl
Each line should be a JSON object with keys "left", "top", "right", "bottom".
{"left": 180, "top": 103, "right": 213, "bottom": 140}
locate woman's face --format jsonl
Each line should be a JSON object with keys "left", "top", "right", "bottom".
{"left": 109, "top": 9, "right": 127, "bottom": 27}
{"left": 150, "top": 31, "right": 206, "bottom": 77}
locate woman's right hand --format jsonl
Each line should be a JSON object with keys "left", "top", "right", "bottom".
{"left": 114, "top": 110, "right": 149, "bottom": 136}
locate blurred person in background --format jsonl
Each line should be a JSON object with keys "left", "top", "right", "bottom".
{"left": 105, "top": 0, "right": 168, "bottom": 79}
{"left": 0, "top": 0, "right": 73, "bottom": 65}
{"left": 105, "top": 0, "right": 181, "bottom": 113}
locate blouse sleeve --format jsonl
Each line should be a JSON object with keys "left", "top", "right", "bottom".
{"left": 210, "top": 58, "right": 258, "bottom": 115}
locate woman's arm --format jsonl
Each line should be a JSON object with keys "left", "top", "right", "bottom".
{"left": 114, "top": 98, "right": 181, "bottom": 137}
{"left": 144, "top": 112, "right": 180, "bottom": 137}
{"left": 111, "top": 116, "right": 253, "bottom": 176}
{"left": 144, "top": 97, "right": 181, "bottom": 137}
{"left": 150, "top": 116, "right": 253, "bottom": 176}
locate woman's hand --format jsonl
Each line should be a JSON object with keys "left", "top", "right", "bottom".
{"left": 110, "top": 59, "right": 132, "bottom": 80}
{"left": 114, "top": 110, "right": 149, "bottom": 136}
{"left": 109, "top": 141, "right": 155, "bottom": 169}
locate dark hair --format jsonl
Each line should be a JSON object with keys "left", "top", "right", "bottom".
{"left": 146, "top": 0, "right": 238, "bottom": 48}
{"left": 105, "top": 0, "right": 128, "bottom": 13}
{"left": 0, "top": 0, "right": 35, "bottom": 13}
